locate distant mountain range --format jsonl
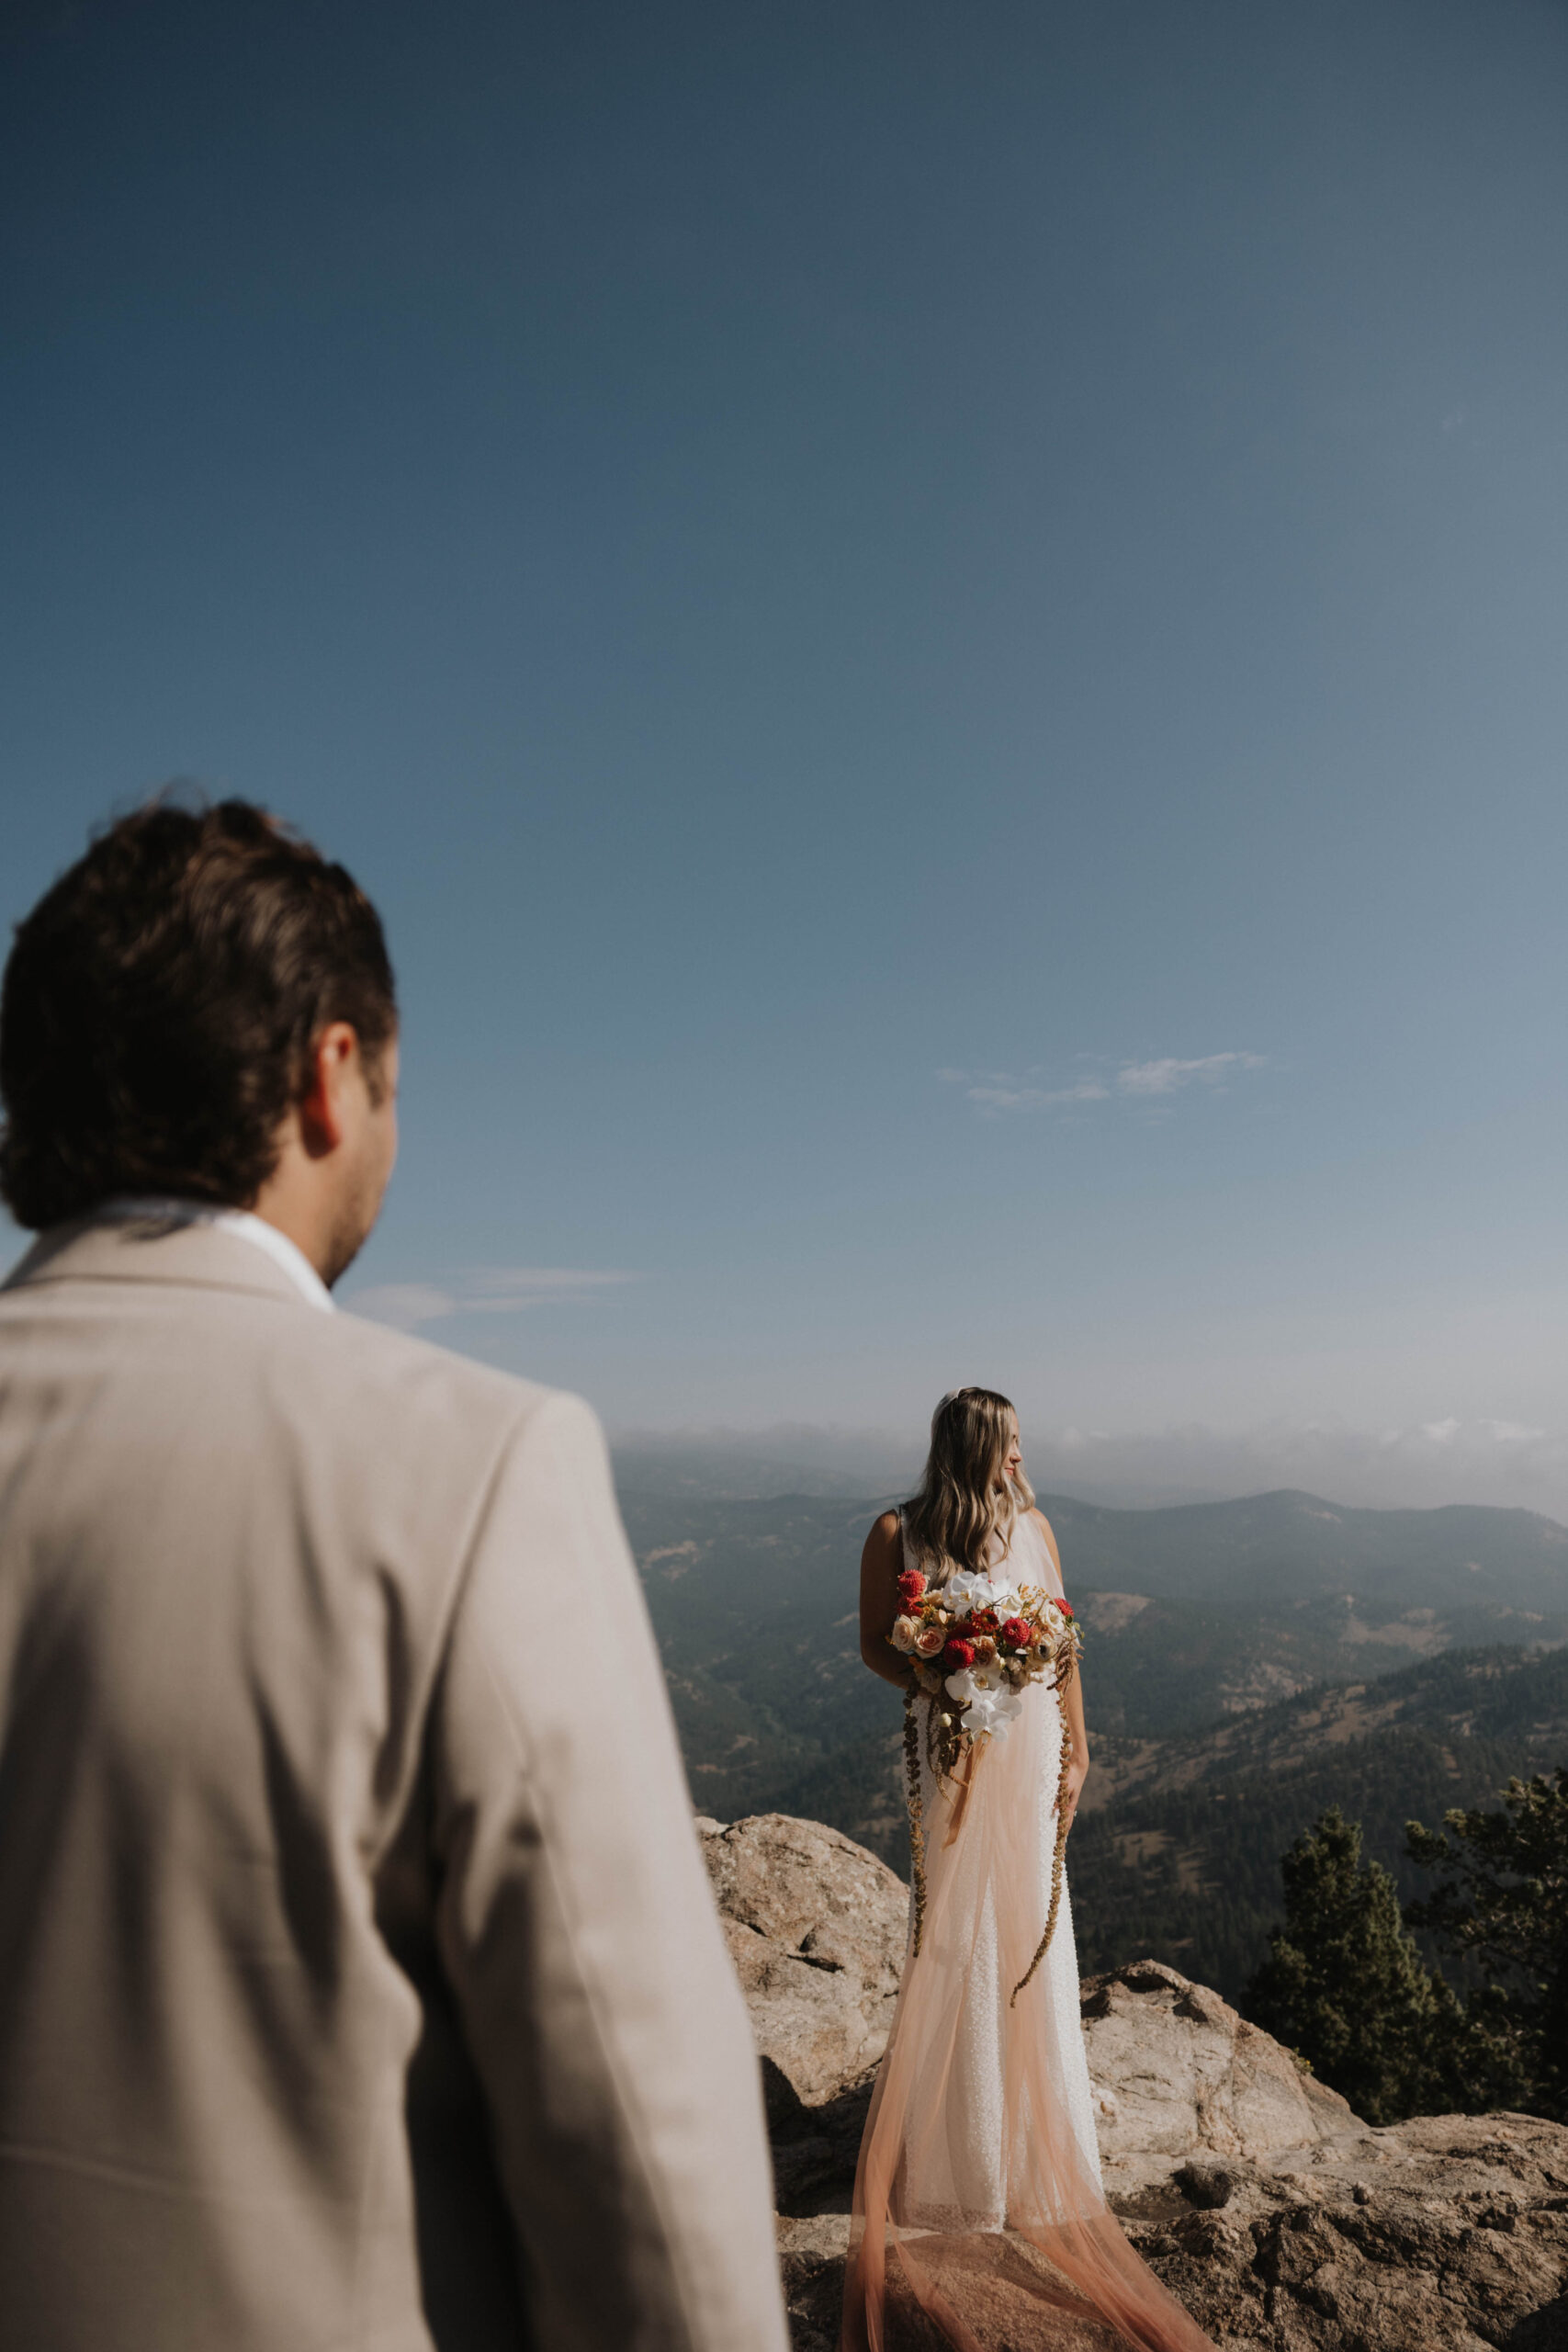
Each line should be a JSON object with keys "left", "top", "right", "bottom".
{"left": 1043, "top": 1486, "right": 1568, "bottom": 1616}
{"left": 618, "top": 1475, "right": 1568, "bottom": 1996}
{"left": 618, "top": 1478, "right": 1568, "bottom": 1807}
{"left": 1049, "top": 1491, "right": 1568, "bottom": 1736}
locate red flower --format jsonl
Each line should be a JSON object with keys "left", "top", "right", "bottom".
{"left": 897, "top": 1568, "right": 927, "bottom": 1605}
{"left": 965, "top": 1608, "right": 999, "bottom": 1635}
{"left": 943, "top": 1637, "right": 976, "bottom": 1670}
{"left": 1001, "top": 1616, "right": 1031, "bottom": 1649}
{"left": 1054, "top": 1597, "right": 1075, "bottom": 1620}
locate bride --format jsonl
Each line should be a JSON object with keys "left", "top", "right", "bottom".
{"left": 840, "top": 1388, "right": 1216, "bottom": 2352}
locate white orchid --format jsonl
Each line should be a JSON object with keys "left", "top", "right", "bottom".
{"left": 944, "top": 1568, "right": 1020, "bottom": 1614}
{"left": 964, "top": 1684, "right": 1024, "bottom": 1740}
{"left": 943, "top": 1659, "right": 1006, "bottom": 1705}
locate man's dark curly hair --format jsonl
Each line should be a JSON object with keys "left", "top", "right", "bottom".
{"left": 0, "top": 796, "right": 397, "bottom": 1231}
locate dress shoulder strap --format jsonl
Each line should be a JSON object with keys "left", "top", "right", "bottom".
{"left": 897, "top": 1508, "right": 919, "bottom": 1575}
{"left": 1024, "top": 1509, "right": 1065, "bottom": 1596}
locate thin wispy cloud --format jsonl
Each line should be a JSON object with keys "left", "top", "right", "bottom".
{"left": 1115, "top": 1052, "right": 1267, "bottom": 1096}
{"left": 940, "top": 1052, "right": 1268, "bottom": 1115}
{"left": 348, "top": 1267, "right": 641, "bottom": 1333}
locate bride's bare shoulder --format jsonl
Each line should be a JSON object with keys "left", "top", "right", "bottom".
{"left": 866, "top": 1508, "right": 902, "bottom": 1550}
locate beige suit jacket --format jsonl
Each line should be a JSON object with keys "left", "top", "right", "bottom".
{"left": 0, "top": 1216, "right": 787, "bottom": 2352}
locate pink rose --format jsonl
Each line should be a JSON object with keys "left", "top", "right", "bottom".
{"left": 889, "top": 1614, "right": 919, "bottom": 1652}
{"left": 915, "top": 1625, "right": 945, "bottom": 1657}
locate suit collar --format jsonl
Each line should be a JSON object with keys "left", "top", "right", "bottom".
{"left": 1, "top": 1206, "right": 330, "bottom": 1311}
{"left": 102, "top": 1198, "right": 333, "bottom": 1310}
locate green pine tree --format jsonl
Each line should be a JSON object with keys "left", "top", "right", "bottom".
{"left": 1406, "top": 1768, "right": 1568, "bottom": 2123}
{"left": 1245, "top": 1805, "right": 1462, "bottom": 2124}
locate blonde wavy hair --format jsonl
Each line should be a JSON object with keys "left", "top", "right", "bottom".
{"left": 901, "top": 1386, "right": 1035, "bottom": 1579}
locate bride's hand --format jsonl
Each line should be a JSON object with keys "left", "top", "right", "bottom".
{"left": 1061, "top": 1747, "right": 1089, "bottom": 1833}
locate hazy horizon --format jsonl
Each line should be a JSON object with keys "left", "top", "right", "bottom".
{"left": 599, "top": 1413, "right": 1568, "bottom": 1523}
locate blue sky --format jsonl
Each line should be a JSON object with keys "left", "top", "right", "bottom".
{"left": 4, "top": 0, "right": 1568, "bottom": 1506}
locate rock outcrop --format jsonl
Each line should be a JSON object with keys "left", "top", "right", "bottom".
{"left": 1081, "top": 1958, "right": 1359, "bottom": 2188}
{"left": 1083, "top": 1962, "right": 1568, "bottom": 2352}
{"left": 700, "top": 1812, "right": 1568, "bottom": 2352}
{"left": 696, "top": 1813, "right": 906, "bottom": 2208}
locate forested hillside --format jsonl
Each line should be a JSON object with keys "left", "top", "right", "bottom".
{"left": 1067, "top": 1645, "right": 1568, "bottom": 1999}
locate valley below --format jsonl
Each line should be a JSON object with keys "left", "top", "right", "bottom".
{"left": 617, "top": 1467, "right": 1568, "bottom": 2000}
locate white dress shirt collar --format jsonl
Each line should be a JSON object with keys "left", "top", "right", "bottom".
{"left": 103, "top": 1198, "right": 334, "bottom": 1313}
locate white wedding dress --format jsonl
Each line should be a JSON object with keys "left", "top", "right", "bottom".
{"left": 842, "top": 1510, "right": 1216, "bottom": 2352}
{"left": 900, "top": 1510, "right": 1102, "bottom": 2232}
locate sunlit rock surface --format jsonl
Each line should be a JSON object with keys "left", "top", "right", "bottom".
{"left": 700, "top": 1812, "right": 1568, "bottom": 2352}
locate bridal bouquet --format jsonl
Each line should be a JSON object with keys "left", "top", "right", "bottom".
{"left": 891, "top": 1560, "right": 1083, "bottom": 1994}
{"left": 887, "top": 1562, "right": 1079, "bottom": 1779}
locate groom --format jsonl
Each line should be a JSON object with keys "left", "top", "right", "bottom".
{"left": 0, "top": 800, "right": 787, "bottom": 2352}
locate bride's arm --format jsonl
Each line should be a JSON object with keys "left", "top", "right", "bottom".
{"left": 1034, "top": 1509, "right": 1090, "bottom": 1831}
{"left": 859, "top": 1510, "right": 916, "bottom": 1691}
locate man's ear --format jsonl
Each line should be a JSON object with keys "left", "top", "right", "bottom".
{"left": 296, "top": 1023, "right": 360, "bottom": 1159}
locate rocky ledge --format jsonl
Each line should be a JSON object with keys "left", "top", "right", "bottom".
{"left": 698, "top": 1813, "right": 1568, "bottom": 2352}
